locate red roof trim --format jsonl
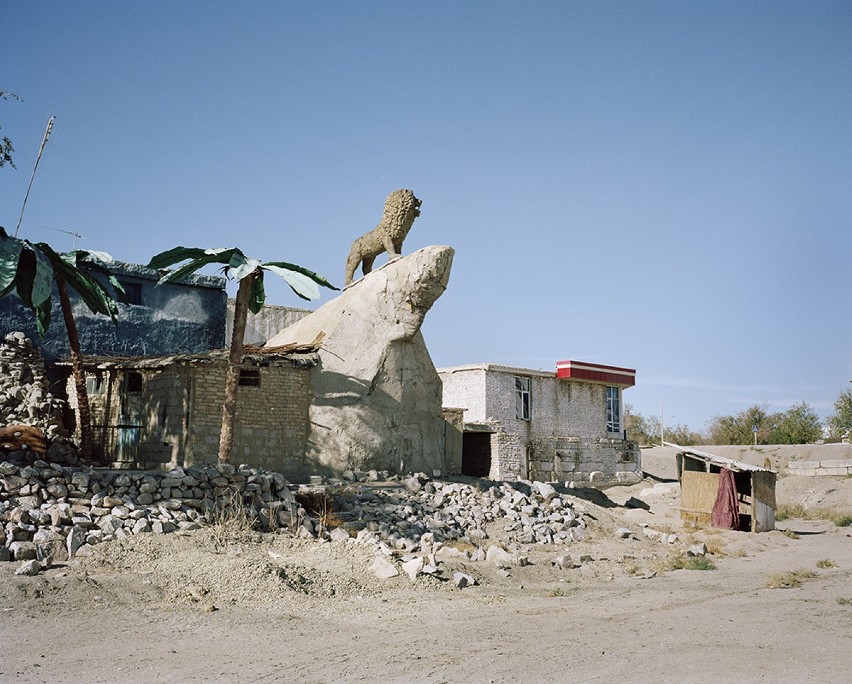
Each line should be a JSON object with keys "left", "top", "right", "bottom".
{"left": 556, "top": 360, "right": 636, "bottom": 387}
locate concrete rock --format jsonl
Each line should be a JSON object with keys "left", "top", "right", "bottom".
{"left": 401, "top": 557, "right": 424, "bottom": 582}
{"left": 15, "top": 559, "right": 42, "bottom": 576}
{"left": 265, "top": 246, "right": 454, "bottom": 475}
{"left": 369, "top": 555, "right": 400, "bottom": 580}
{"left": 452, "top": 572, "right": 476, "bottom": 589}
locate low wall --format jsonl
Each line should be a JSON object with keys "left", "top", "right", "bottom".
{"left": 785, "top": 459, "right": 852, "bottom": 477}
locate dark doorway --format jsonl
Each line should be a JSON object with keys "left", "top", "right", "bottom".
{"left": 462, "top": 432, "right": 492, "bottom": 477}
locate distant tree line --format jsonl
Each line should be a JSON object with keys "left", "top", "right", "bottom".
{"left": 625, "top": 389, "right": 852, "bottom": 446}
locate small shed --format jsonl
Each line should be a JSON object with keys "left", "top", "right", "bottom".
{"left": 671, "top": 443, "right": 776, "bottom": 532}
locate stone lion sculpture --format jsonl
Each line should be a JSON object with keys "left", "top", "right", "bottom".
{"left": 344, "top": 189, "right": 422, "bottom": 286}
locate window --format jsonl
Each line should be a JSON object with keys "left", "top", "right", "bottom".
{"left": 85, "top": 374, "right": 105, "bottom": 395}
{"left": 125, "top": 372, "right": 143, "bottom": 394}
{"left": 119, "top": 281, "right": 143, "bottom": 305}
{"left": 606, "top": 386, "right": 621, "bottom": 433}
{"left": 239, "top": 369, "right": 261, "bottom": 387}
{"left": 515, "top": 376, "right": 531, "bottom": 421}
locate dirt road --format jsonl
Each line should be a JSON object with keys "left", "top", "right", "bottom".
{"left": 2, "top": 469, "right": 851, "bottom": 683}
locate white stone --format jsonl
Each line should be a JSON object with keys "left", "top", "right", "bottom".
{"left": 452, "top": 572, "right": 476, "bottom": 589}
{"left": 369, "top": 555, "right": 400, "bottom": 580}
{"left": 401, "top": 557, "right": 424, "bottom": 582}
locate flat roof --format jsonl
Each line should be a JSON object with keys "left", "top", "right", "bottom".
{"left": 437, "top": 363, "right": 555, "bottom": 378}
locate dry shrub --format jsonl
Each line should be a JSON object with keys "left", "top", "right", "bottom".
{"left": 781, "top": 529, "right": 800, "bottom": 539}
{"left": 294, "top": 489, "right": 345, "bottom": 529}
{"left": 776, "top": 504, "right": 852, "bottom": 527}
{"left": 445, "top": 538, "right": 478, "bottom": 554}
{"left": 766, "top": 569, "right": 817, "bottom": 589}
{"left": 209, "top": 491, "right": 258, "bottom": 550}
{"left": 816, "top": 558, "right": 837, "bottom": 569}
{"left": 662, "top": 554, "right": 716, "bottom": 572}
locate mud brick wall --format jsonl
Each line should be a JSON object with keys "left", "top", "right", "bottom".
{"left": 186, "top": 364, "right": 313, "bottom": 474}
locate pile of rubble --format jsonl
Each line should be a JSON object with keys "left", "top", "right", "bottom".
{"left": 1, "top": 458, "right": 588, "bottom": 581}
{"left": 0, "top": 332, "right": 66, "bottom": 438}
{"left": 0, "top": 332, "right": 76, "bottom": 464}
{"left": 342, "top": 474, "right": 586, "bottom": 550}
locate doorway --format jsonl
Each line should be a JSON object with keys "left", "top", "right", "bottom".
{"left": 462, "top": 431, "right": 492, "bottom": 477}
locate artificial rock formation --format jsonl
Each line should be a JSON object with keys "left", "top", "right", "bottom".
{"left": 266, "top": 245, "right": 454, "bottom": 475}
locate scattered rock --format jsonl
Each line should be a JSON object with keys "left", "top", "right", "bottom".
{"left": 369, "top": 555, "right": 400, "bottom": 580}
{"left": 453, "top": 572, "right": 476, "bottom": 589}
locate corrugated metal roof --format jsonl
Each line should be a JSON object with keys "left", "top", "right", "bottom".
{"left": 665, "top": 442, "right": 775, "bottom": 473}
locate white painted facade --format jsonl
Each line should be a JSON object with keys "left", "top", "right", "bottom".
{"left": 438, "top": 363, "right": 641, "bottom": 484}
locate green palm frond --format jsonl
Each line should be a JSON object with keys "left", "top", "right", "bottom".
{"left": 148, "top": 246, "right": 338, "bottom": 310}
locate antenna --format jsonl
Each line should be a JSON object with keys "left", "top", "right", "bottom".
{"left": 44, "top": 226, "right": 85, "bottom": 250}
{"left": 15, "top": 116, "right": 56, "bottom": 237}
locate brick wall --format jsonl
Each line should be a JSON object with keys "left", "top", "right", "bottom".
{"left": 72, "top": 361, "right": 313, "bottom": 474}
{"left": 185, "top": 363, "right": 313, "bottom": 475}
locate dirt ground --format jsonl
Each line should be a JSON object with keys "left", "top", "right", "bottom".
{"left": 2, "top": 450, "right": 851, "bottom": 683}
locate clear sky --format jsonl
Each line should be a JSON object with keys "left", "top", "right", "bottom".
{"left": 2, "top": 1, "right": 850, "bottom": 432}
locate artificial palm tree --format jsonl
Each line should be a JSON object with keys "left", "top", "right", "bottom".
{"left": 0, "top": 227, "right": 127, "bottom": 461}
{"left": 147, "top": 246, "right": 336, "bottom": 464}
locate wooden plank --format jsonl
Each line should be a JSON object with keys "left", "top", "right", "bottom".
{"left": 680, "top": 470, "right": 719, "bottom": 524}
{"left": 752, "top": 471, "right": 776, "bottom": 532}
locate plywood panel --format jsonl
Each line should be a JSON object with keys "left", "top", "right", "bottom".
{"left": 680, "top": 470, "right": 719, "bottom": 521}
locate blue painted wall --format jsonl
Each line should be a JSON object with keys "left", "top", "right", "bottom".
{"left": 0, "top": 261, "right": 227, "bottom": 363}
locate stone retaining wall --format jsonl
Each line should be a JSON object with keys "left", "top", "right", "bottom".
{"left": 785, "top": 459, "right": 852, "bottom": 477}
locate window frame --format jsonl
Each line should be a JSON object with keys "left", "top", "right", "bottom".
{"left": 515, "top": 376, "right": 531, "bottom": 421}
{"left": 606, "top": 385, "right": 621, "bottom": 434}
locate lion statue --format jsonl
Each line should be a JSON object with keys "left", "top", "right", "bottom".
{"left": 344, "top": 189, "right": 422, "bottom": 286}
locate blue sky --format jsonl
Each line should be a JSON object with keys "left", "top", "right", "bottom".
{"left": 2, "top": 1, "right": 850, "bottom": 431}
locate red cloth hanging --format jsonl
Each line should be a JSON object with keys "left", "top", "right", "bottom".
{"left": 711, "top": 467, "right": 740, "bottom": 530}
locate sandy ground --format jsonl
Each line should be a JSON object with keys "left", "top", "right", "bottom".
{"left": 2, "top": 450, "right": 851, "bottom": 683}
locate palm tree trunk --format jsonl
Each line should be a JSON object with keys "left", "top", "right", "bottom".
{"left": 218, "top": 274, "right": 253, "bottom": 464}
{"left": 57, "top": 275, "right": 95, "bottom": 462}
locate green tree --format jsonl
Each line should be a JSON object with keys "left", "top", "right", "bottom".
{"left": 0, "top": 227, "right": 127, "bottom": 460}
{"left": 827, "top": 389, "right": 852, "bottom": 442}
{"left": 147, "top": 246, "right": 337, "bottom": 464}
{"left": 707, "top": 405, "right": 772, "bottom": 445}
{"left": 624, "top": 404, "right": 655, "bottom": 445}
{"left": 0, "top": 91, "right": 21, "bottom": 169}
{"left": 767, "top": 401, "right": 823, "bottom": 444}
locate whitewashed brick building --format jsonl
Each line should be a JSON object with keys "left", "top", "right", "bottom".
{"left": 438, "top": 360, "right": 641, "bottom": 484}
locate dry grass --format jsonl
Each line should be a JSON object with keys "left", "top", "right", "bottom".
{"left": 816, "top": 558, "right": 837, "bottom": 569}
{"left": 836, "top": 597, "right": 852, "bottom": 606}
{"left": 445, "top": 538, "right": 478, "bottom": 554}
{"left": 704, "top": 540, "right": 727, "bottom": 556}
{"left": 622, "top": 562, "right": 639, "bottom": 576}
{"left": 662, "top": 554, "right": 716, "bottom": 572}
{"left": 294, "top": 489, "right": 346, "bottom": 530}
{"left": 781, "top": 529, "right": 800, "bottom": 539}
{"left": 766, "top": 569, "right": 817, "bottom": 589}
{"left": 776, "top": 504, "right": 852, "bottom": 527}
{"left": 208, "top": 491, "right": 258, "bottom": 550}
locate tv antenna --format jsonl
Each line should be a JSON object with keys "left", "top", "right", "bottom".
{"left": 44, "top": 226, "right": 85, "bottom": 250}
{"left": 15, "top": 115, "right": 56, "bottom": 237}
